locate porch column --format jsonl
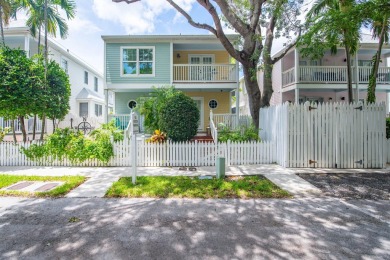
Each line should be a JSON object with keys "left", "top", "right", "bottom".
{"left": 236, "top": 60, "right": 240, "bottom": 122}
{"left": 294, "top": 48, "right": 299, "bottom": 83}
{"left": 354, "top": 53, "right": 359, "bottom": 102}
{"left": 105, "top": 89, "right": 109, "bottom": 123}
{"left": 24, "top": 34, "right": 30, "bottom": 57}
{"left": 295, "top": 88, "right": 299, "bottom": 104}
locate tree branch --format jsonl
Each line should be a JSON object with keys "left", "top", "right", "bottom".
{"left": 272, "top": 28, "right": 302, "bottom": 64}
{"left": 166, "top": 0, "right": 217, "bottom": 35}
{"left": 213, "top": 0, "right": 249, "bottom": 35}
{"left": 112, "top": 0, "right": 141, "bottom": 3}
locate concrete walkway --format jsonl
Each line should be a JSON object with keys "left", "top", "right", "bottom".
{"left": 1, "top": 165, "right": 321, "bottom": 197}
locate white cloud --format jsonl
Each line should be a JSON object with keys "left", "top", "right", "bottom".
{"left": 92, "top": 0, "right": 195, "bottom": 34}
{"left": 68, "top": 16, "right": 102, "bottom": 34}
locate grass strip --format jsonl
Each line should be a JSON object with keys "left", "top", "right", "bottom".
{"left": 0, "top": 174, "right": 86, "bottom": 198}
{"left": 106, "top": 175, "right": 291, "bottom": 199}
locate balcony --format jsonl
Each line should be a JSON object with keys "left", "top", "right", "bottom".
{"left": 282, "top": 66, "right": 390, "bottom": 87}
{"left": 173, "top": 64, "right": 237, "bottom": 83}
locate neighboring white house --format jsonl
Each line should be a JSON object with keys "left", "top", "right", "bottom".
{"left": 239, "top": 35, "right": 390, "bottom": 113}
{"left": 1, "top": 27, "right": 111, "bottom": 136}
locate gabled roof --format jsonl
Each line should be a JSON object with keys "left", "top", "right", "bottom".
{"left": 4, "top": 26, "right": 103, "bottom": 78}
{"left": 76, "top": 88, "right": 105, "bottom": 103}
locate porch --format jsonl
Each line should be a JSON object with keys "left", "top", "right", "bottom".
{"left": 282, "top": 66, "right": 390, "bottom": 87}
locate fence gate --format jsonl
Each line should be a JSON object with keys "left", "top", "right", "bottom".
{"left": 288, "top": 102, "right": 386, "bottom": 169}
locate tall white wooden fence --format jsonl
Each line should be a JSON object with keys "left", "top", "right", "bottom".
{"left": 260, "top": 102, "right": 387, "bottom": 169}
{"left": 0, "top": 140, "right": 275, "bottom": 167}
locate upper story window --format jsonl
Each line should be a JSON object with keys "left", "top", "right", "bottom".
{"left": 94, "top": 77, "right": 98, "bottom": 92}
{"left": 84, "top": 71, "right": 89, "bottom": 84}
{"left": 61, "top": 58, "right": 68, "bottom": 74}
{"left": 121, "top": 47, "right": 155, "bottom": 76}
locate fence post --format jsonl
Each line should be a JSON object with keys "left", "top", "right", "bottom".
{"left": 131, "top": 133, "right": 137, "bottom": 184}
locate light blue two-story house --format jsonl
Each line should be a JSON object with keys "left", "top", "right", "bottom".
{"left": 102, "top": 34, "right": 240, "bottom": 132}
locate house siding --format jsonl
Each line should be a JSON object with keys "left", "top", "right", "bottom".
{"left": 173, "top": 50, "right": 230, "bottom": 64}
{"left": 106, "top": 43, "right": 171, "bottom": 85}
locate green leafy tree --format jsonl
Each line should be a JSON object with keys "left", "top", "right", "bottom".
{"left": 18, "top": 0, "right": 75, "bottom": 140}
{"left": 113, "top": 0, "right": 303, "bottom": 129}
{"left": 0, "top": 46, "right": 45, "bottom": 142}
{"left": 299, "top": 0, "right": 361, "bottom": 103}
{"left": 159, "top": 92, "right": 199, "bottom": 141}
{"left": 0, "top": 0, "right": 12, "bottom": 45}
{"left": 45, "top": 59, "right": 71, "bottom": 131}
{"left": 137, "top": 86, "right": 178, "bottom": 133}
{"left": 361, "top": 0, "right": 390, "bottom": 103}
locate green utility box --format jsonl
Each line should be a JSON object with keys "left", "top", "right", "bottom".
{"left": 216, "top": 157, "right": 225, "bottom": 179}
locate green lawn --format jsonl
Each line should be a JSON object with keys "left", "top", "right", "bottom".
{"left": 106, "top": 176, "right": 291, "bottom": 199}
{"left": 0, "top": 175, "right": 86, "bottom": 197}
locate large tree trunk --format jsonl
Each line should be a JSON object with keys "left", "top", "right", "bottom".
{"left": 11, "top": 120, "right": 16, "bottom": 143}
{"left": 367, "top": 20, "right": 386, "bottom": 103}
{"left": 32, "top": 115, "right": 37, "bottom": 140}
{"left": 19, "top": 116, "right": 27, "bottom": 142}
{"left": 242, "top": 64, "right": 262, "bottom": 129}
{"left": 345, "top": 45, "right": 354, "bottom": 103}
{"left": 40, "top": 114, "right": 45, "bottom": 141}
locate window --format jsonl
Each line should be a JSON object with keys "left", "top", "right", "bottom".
{"left": 128, "top": 100, "right": 137, "bottom": 109}
{"left": 95, "top": 104, "right": 102, "bottom": 117}
{"left": 121, "top": 47, "right": 154, "bottom": 76}
{"left": 79, "top": 102, "right": 88, "bottom": 117}
{"left": 94, "top": 77, "right": 98, "bottom": 92}
{"left": 84, "top": 71, "right": 88, "bottom": 84}
{"left": 209, "top": 99, "right": 218, "bottom": 109}
{"left": 61, "top": 58, "right": 68, "bottom": 74}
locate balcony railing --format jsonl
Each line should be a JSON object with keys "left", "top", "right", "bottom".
{"left": 282, "top": 68, "right": 295, "bottom": 86}
{"left": 282, "top": 66, "right": 390, "bottom": 87}
{"left": 173, "top": 64, "right": 237, "bottom": 82}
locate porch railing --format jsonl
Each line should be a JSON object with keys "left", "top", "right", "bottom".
{"left": 173, "top": 64, "right": 237, "bottom": 82}
{"left": 282, "top": 66, "right": 390, "bottom": 86}
{"left": 213, "top": 114, "right": 251, "bottom": 130}
{"left": 282, "top": 67, "right": 295, "bottom": 86}
{"left": 299, "top": 66, "right": 348, "bottom": 83}
{"left": 209, "top": 111, "right": 218, "bottom": 143}
{"left": 0, "top": 117, "right": 42, "bottom": 133}
{"left": 108, "top": 114, "right": 131, "bottom": 131}
{"left": 359, "top": 67, "right": 390, "bottom": 83}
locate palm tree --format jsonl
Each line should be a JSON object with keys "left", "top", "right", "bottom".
{"left": 21, "top": 0, "right": 75, "bottom": 54}
{"left": 306, "top": 0, "right": 360, "bottom": 103}
{"left": 19, "top": 0, "right": 75, "bottom": 140}
{"left": 365, "top": 0, "right": 390, "bottom": 103}
{"left": 0, "top": 0, "right": 13, "bottom": 45}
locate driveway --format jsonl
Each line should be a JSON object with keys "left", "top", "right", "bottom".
{"left": 0, "top": 197, "right": 389, "bottom": 259}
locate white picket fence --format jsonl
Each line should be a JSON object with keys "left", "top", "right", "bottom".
{"left": 260, "top": 102, "right": 387, "bottom": 169}
{"left": 0, "top": 140, "right": 275, "bottom": 167}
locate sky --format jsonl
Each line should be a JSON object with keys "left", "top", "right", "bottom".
{"left": 10, "top": 0, "right": 234, "bottom": 75}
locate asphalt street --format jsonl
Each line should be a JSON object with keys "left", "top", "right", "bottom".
{"left": 0, "top": 197, "right": 389, "bottom": 259}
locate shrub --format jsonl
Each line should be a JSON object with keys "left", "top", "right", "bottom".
{"left": 218, "top": 124, "right": 260, "bottom": 142}
{"left": 0, "top": 127, "right": 10, "bottom": 142}
{"left": 160, "top": 92, "right": 200, "bottom": 141}
{"left": 21, "top": 122, "right": 123, "bottom": 164}
{"left": 387, "top": 117, "right": 390, "bottom": 139}
{"left": 146, "top": 129, "right": 167, "bottom": 143}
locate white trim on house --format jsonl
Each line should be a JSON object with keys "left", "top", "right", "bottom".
{"left": 120, "top": 46, "right": 156, "bottom": 77}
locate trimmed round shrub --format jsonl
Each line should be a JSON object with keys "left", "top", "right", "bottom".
{"left": 160, "top": 92, "right": 200, "bottom": 141}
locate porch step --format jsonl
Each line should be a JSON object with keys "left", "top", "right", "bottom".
{"left": 191, "top": 135, "right": 214, "bottom": 143}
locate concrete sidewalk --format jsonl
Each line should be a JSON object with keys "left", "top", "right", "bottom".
{"left": 0, "top": 165, "right": 321, "bottom": 198}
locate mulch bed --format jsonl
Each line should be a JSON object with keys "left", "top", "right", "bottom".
{"left": 297, "top": 172, "right": 390, "bottom": 200}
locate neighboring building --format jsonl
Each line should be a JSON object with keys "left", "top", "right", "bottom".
{"left": 102, "top": 34, "right": 240, "bottom": 132}
{"left": 239, "top": 35, "right": 390, "bottom": 112}
{"left": 1, "top": 27, "right": 107, "bottom": 135}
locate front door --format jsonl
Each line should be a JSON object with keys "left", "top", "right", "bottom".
{"left": 191, "top": 97, "right": 204, "bottom": 131}
{"left": 189, "top": 55, "right": 214, "bottom": 81}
